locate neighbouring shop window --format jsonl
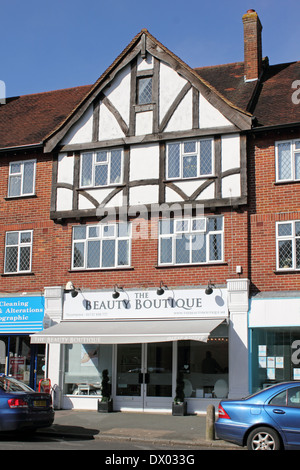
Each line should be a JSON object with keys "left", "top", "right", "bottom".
{"left": 158, "top": 216, "right": 223, "bottom": 265}
{"left": 0, "top": 336, "right": 44, "bottom": 389}
{"left": 251, "top": 327, "right": 300, "bottom": 393}
{"left": 177, "top": 323, "right": 228, "bottom": 399}
{"left": 64, "top": 344, "right": 112, "bottom": 396}
{"left": 72, "top": 222, "right": 131, "bottom": 270}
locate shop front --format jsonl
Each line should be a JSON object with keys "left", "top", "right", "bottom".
{"left": 249, "top": 293, "right": 300, "bottom": 394}
{"left": 0, "top": 295, "right": 45, "bottom": 390}
{"left": 32, "top": 282, "right": 249, "bottom": 413}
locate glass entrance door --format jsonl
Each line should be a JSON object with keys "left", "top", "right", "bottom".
{"left": 116, "top": 342, "right": 173, "bottom": 410}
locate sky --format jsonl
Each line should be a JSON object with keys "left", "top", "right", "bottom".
{"left": 0, "top": 0, "right": 299, "bottom": 98}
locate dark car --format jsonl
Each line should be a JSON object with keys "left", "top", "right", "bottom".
{"left": 215, "top": 381, "right": 300, "bottom": 450}
{"left": 0, "top": 374, "right": 54, "bottom": 432}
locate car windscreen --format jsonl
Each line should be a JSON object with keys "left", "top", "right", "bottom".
{"left": 0, "top": 376, "right": 34, "bottom": 393}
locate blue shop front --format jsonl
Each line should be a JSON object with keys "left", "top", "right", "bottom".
{"left": 0, "top": 295, "right": 45, "bottom": 390}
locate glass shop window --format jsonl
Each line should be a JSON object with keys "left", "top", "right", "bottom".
{"left": 177, "top": 323, "right": 228, "bottom": 399}
{"left": 64, "top": 344, "right": 112, "bottom": 396}
{"left": 251, "top": 327, "right": 300, "bottom": 393}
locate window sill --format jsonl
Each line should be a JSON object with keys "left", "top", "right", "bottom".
{"left": 68, "top": 267, "right": 134, "bottom": 273}
{"left": 1, "top": 272, "right": 35, "bottom": 277}
{"left": 134, "top": 103, "right": 155, "bottom": 113}
{"left": 77, "top": 184, "right": 125, "bottom": 191}
{"left": 274, "top": 180, "right": 300, "bottom": 185}
{"left": 274, "top": 269, "right": 300, "bottom": 274}
{"left": 164, "top": 176, "right": 216, "bottom": 183}
{"left": 4, "top": 195, "right": 37, "bottom": 200}
{"left": 155, "top": 262, "right": 227, "bottom": 269}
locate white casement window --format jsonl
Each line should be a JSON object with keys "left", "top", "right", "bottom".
{"left": 158, "top": 216, "right": 223, "bottom": 265}
{"left": 8, "top": 160, "right": 36, "bottom": 197}
{"left": 4, "top": 230, "right": 33, "bottom": 274}
{"left": 72, "top": 223, "right": 131, "bottom": 270}
{"left": 166, "top": 139, "right": 214, "bottom": 180}
{"left": 80, "top": 149, "right": 123, "bottom": 188}
{"left": 275, "top": 140, "right": 300, "bottom": 182}
{"left": 276, "top": 221, "right": 300, "bottom": 270}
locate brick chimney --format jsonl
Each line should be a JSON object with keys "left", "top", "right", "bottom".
{"left": 242, "top": 9, "right": 262, "bottom": 81}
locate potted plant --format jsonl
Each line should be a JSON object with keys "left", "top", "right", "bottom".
{"left": 98, "top": 369, "right": 113, "bottom": 412}
{"left": 172, "top": 372, "right": 187, "bottom": 416}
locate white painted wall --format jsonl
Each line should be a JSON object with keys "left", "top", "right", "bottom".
{"left": 129, "top": 143, "right": 159, "bottom": 181}
{"left": 129, "top": 185, "right": 159, "bottom": 206}
{"left": 56, "top": 188, "right": 73, "bottom": 211}
{"left": 99, "top": 102, "right": 126, "bottom": 140}
{"left": 103, "top": 65, "right": 131, "bottom": 127}
{"left": 222, "top": 174, "right": 241, "bottom": 198}
{"left": 164, "top": 89, "right": 193, "bottom": 132}
{"left": 199, "top": 94, "right": 232, "bottom": 129}
{"left": 57, "top": 153, "right": 74, "bottom": 184}
{"left": 62, "top": 105, "right": 93, "bottom": 145}
{"left": 159, "top": 61, "right": 188, "bottom": 124}
{"left": 221, "top": 134, "right": 240, "bottom": 172}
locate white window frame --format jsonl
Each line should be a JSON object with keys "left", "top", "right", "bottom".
{"left": 166, "top": 139, "right": 214, "bottom": 180}
{"left": 8, "top": 159, "right": 36, "bottom": 197}
{"left": 158, "top": 216, "right": 223, "bottom": 266}
{"left": 276, "top": 220, "right": 300, "bottom": 270}
{"left": 80, "top": 148, "right": 123, "bottom": 188}
{"left": 4, "top": 230, "right": 33, "bottom": 274}
{"left": 275, "top": 139, "right": 300, "bottom": 182}
{"left": 71, "top": 222, "right": 131, "bottom": 270}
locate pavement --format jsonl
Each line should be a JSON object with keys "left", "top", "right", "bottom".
{"left": 37, "top": 409, "right": 240, "bottom": 449}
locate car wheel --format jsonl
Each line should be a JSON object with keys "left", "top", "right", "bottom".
{"left": 247, "top": 427, "right": 281, "bottom": 450}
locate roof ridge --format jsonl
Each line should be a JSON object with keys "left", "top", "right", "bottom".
{"left": 194, "top": 61, "right": 244, "bottom": 70}
{"left": 17, "top": 84, "right": 92, "bottom": 99}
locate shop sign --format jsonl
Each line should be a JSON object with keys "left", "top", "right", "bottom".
{"left": 0, "top": 296, "right": 44, "bottom": 333}
{"left": 63, "top": 288, "right": 227, "bottom": 320}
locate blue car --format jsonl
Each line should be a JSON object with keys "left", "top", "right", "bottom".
{"left": 215, "top": 382, "right": 300, "bottom": 450}
{"left": 0, "top": 375, "right": 54, "bottom": 432}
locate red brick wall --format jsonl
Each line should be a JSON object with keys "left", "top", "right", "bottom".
{"left": 248, "top": 130, "right": 300, "bottom": 294}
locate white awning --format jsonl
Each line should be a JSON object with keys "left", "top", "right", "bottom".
{"left": 30, "top": 317, "right": 226, "bottom": 344}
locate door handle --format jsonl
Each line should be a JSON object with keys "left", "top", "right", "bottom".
{"left": 138, "top": 373, "right": 150, "bottom": 384}
{"left": 273, "top": 409, "right": 286, "bottom": 414}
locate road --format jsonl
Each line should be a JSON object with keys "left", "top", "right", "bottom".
{"left": 0, "top": 432, "right": 241, "bottom": 452}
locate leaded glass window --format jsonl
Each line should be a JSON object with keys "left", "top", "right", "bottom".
{"left": 166, "top": 139, "right": 214, "bottom": 179}
{"left": 276, "top": 140, "right": 300, "bottom": 182}
{"left": 80, "top": 149, "right": 123, "bottom": 188}
{"left": 8, "top": 160, "right": 36, "bottom": 197}
{"left": 137, "top": 77, "right": 152, "bottom": 105}
{"left": 5, "top": 230, "right": 33, "bottom": 273}
{"left": 277, "top": 221, "right": 300, "bottom": 270}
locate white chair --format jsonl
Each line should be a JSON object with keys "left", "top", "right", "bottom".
{"left": 213, "top": 379, "right": 228, "bottom": 398}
